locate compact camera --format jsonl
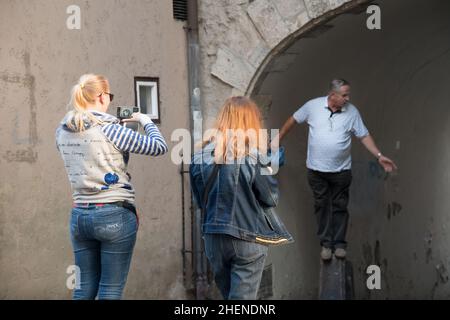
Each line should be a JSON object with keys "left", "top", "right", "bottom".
{"left": 117, "top": 106, "right": 140, "bottom": 119}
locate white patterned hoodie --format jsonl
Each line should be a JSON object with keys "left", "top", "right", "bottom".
{"left": 56, "top": 110, "right": 168, "bottom": 204}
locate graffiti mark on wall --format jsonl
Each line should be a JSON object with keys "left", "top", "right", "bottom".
{"left": 387, "top": 202, "right": 402, "bottom": 220}
{"left": 0, "top": 52, "right": 38, "bottom": 163}
{"left": 431, "top": 262, "right": 449, "bottom": 299}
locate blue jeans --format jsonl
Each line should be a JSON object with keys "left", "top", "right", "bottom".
{"left": 203, "top": 233, "right": 268, "bottom": 300}
{"left": 70, "top": 204, "right": 138, "bottom": 300}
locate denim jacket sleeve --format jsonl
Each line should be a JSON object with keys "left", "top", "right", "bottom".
{"left": 252, "top": 162, "right": 279, "bottom": 208}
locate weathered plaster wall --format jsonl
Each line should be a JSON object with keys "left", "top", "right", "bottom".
{"left": 199, "top": 0, "right": 450, "bottom": 299}
{"left": 198, "top": 0, "right": 370, "bottom": 127}
{"left": 0, "top": 0, "right": 189, "bottom": 299}
{"left": 257, "top": 0, "right": 450, "bottom": 299}
{"left": 198, "top": 0, "right": 370, "bottom": 299}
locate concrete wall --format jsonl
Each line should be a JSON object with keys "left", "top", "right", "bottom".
{"left": 256, "top": 0, "right": 450, "bottom": 299}
{"left": 0, "top": 0, "right": 189, "bottom": 299}
{"left": 2, "top": 0, "right": 448, "bottom": 300}
{"left": 198, "top": 0, "right": 368, "bottom": 299}
{"left": 198, "top": 0, "right": 369, "bottom": 127}
{"left": 198, "top": 0, "right": 450, "bottom": 299}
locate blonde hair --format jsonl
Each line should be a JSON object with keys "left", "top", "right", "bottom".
{"left": 202, "top": 96, "right": 267, "bottom": 163}
{"left": 66, "top": 74, "right": 109, "bottom": 132}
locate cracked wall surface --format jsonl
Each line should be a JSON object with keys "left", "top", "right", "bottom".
{"left": 199, "top": 0, "right": 450, "bottom": 299}
{"left": 198, "top": 0, "right": 371, "bottom": 299}
{"left": 0, "top": 0, "right": 189, "bottom": 299}
{"left": 198, "top": 0, "right": 371, "bottom": 129}
{"left": 2, "top": 0, "right": 446, "bottom": 300}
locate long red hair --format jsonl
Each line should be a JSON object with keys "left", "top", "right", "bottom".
{"left": 203, "top": 96, "right": 267, "bottom": 163}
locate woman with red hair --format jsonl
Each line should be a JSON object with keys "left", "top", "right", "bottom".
{"left": 190, "top": 96, "right": 293, "bottom": 300}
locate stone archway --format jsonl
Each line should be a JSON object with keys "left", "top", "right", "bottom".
{"left": 199, "top": 0, "right": 372, "bottom": 126}
{"left": 199, "top": 0, "right": 450, "bottom": 299}
{"left": 198, "top": 0, "right": 375, "bottom": 299}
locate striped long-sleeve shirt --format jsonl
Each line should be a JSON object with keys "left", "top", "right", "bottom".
{"left": 56, "top": 111, "right": 168, "bottom": 204}
{"left": 102, "top": 118, "right": 168, "bottom": 156}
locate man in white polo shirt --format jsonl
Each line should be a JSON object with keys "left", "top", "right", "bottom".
{"left": 277, "top": 79, "right": 397, "bottom": 261}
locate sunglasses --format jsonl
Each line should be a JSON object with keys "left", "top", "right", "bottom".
{"left": 98, "top": 92, "right": 114, "bottom": 102}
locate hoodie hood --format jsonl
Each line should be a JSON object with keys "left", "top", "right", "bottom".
{"left": 60, "top": 110, "right": 120, "bottom": 132}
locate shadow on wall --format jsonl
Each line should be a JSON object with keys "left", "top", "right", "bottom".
{"left": 251, "top": 0, "right": 450, "bottom": 299}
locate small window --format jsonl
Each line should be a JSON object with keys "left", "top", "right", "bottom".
{"left": 173, "top": 0, "right": 188, "bottom": 21}
{"left": 134, "top": 77, "right": 160, "bottom": 124}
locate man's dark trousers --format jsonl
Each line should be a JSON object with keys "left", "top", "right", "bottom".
{"left": 307, "top": 169, "right": 352, "bottom": 250}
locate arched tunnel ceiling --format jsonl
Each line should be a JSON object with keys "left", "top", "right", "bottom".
{"left": 248, "top": 0, "right": 450, "bottom": 299}
{"left": 251, "top": 0, "right": 450, "bottom": 122}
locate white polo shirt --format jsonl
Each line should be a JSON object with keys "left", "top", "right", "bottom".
{"left": 293, "top": 96, "right": 369, "bottom": 172}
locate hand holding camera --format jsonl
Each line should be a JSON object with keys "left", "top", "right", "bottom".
{"left": 116, "top": 106, "right": 147, "bottom": 132}
{"left": 121, "top": 112, "right": 142, "bottom": 123}
{"left": 117, "top": 106, "right": 140, "bottom": 121}
{"left": 116, "top": 106, "right": 153, "bottom": 131}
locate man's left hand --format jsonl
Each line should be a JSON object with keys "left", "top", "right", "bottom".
{"left": 378, "top": 155, "right": 398, "bottom": 173}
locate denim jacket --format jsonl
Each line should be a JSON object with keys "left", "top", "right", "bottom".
{"left": 189, "top": 143, "right": 293, "bottom": 245}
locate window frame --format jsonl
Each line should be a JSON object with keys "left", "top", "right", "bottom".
{"left": 134, "top": 76, "right": 161, "bottom": 124}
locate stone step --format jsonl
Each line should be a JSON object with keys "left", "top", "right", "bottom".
{"left": 319, "top": 257, "right": 355, "bottom": 300}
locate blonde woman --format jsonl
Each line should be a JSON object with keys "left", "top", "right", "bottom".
{"left": 56, "top": 74, "right": 168, "bottom": 299}
{"left": 189, "top": 96, "right": 293, "bottom": 300}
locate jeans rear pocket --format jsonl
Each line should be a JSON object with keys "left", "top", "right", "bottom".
{"left": 94, "top": 209, "right": 125, "bottom": 241}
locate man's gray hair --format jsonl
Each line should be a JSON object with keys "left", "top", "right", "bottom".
{"left": 329, "top": 79, "right": 350, "bottom": 93}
